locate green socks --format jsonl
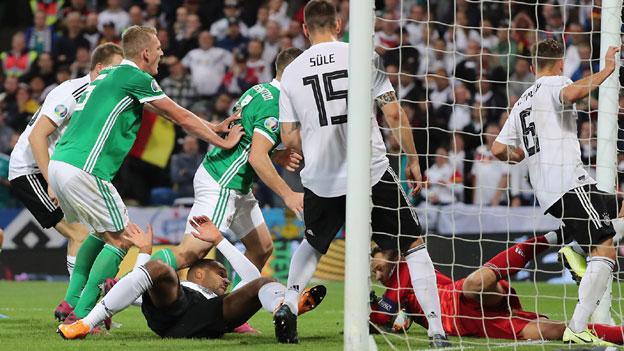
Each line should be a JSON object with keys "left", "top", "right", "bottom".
{"left": 64, "top": 233, "right": 104, "bottom": 307}
{"left": 150, "top": 248, "right": 178, "bottom": 270}
{"left": 73, "top": 244, "right": 127, "bottom": 318}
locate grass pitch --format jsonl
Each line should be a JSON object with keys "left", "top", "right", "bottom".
{"left": 0, "top": 280, "right": 621, "bottom": 350}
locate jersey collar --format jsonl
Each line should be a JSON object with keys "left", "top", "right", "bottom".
{"left": 270, "top": 78, "right": 280, "bottom": 90}
{"left": 120, "top": 59, "right": 140, "bottom": 69}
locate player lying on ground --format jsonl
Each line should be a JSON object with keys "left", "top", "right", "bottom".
{"left": 275, "top": 1, "right": 448, "bottom": 346}
{"left": 8, "top": 43, "right": 124, "bottom": 276}
{"left": 58, "top": 216, "right": 326, "bottom": 339}
{"left": 370, "top": 233, "right": 624, "bottom": 345}
{"left": 52, "top": 25, "right": 243, "bottom": 326}
{"left": 135, "top": 47, "right": 304, "bottom": 333}
{"left": 492, "top": 39, "right": 621, "bottom": 345}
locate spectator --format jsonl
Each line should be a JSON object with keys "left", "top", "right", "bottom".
{"left": 144, "top": 0, "right": 167, "bottom": 29}
{"left": 463, "top": 101, "right": 485, "bottom": 153}
{"left": 268, "top": 0, "right": 290, "bottom": 28}
{"left": 287, "top": 20, "right": 306, "bottom": 50}
{"left": 0, "top": 76, "right": 19, "bottom": 124}
{"left": 176, "top": 13, "right": 202, "bottom": 57}
{"left": 55, "top": 11, "right": 91, "bottom": 65}
{"left": 220, "top": 51, "right": 258, "bottom": 95}
{"left": 449, "top": 84, "right": 472, "bottom": 131}
{"left": 423, "top": 38, "right": 453, "bottom": 77}
{"left": 479, "top": 19, "right": 499, "bottom": 50}
{"left": 210, "top": 0, "right": 249, "bottom": 41}
{"left": 507, "top": 58, "right": 534, "bottom": 101}
{"left": 11, "top": 84, "right": 40, "bottom": 132}
{"left": 1, "top": 32, "right": 37, "bottom": 78}
{"left": 428, "top": 68, "right": 452, "bottom": 115}
{"left": 470, "top": 124, "right": 508, "bottom": 206}
{"left": 509, "top": 161, "right": 533, "bottom": 207}
{"left": 396, "top": 68, "right": 422, "bottom": 102}
{"left": 405, "top": 4, "right": 427, "bottom": 47}
{"left": 30, "top": 0, "right": 63, "bottom": 26}
{"left": 128, "top": 5, "right": 145, "bottom": 27}
{"left": 99, "top": 21, "right": 121, "bottom": 45}
{"left": 98, "top": 0, "right": 130, "bottom": 36}
{"left": 423, "top": 146, "right": 463, "bottom": 205}
{"left": 445, "top": 11, "right": 479, "bottom": 53}
{"left": 542, "top": 7, "right": 564, "bottom": 42}
{"left": 262, "top": 20, "right": 281, "bottom": 64}
{"left": 40, "top": 65, "right": 70, "bottom": 100}
{"left": 70, "top": 45, "right": 91, "bottom": 78}
{"left": 160, "top": 57, "right": 197, "bottom": 110}
{"left": 63, "top": 0, "right": 94, "bottom": 20}
{"left": 455, "top": 40, "right": 480, "bottom": 92}
{"left": 83, "top": 12, "right": 101, "bottom": 49}
{"left": 374, "top": 13, "right": 399, "bottom": 55}
{"left": 384, "top": 28, "right": 420, "bottom": 75}
{"left": 170, "top": 136, "right": 203, "bottom": 198}
{"left": 579, "top": 120, "right": 597, "bottom": 174}
{"left": 563, "top": 22, "right": 585, "bottom": 78}
{"left": 249, "top": 5, "right": 270, "bottom": 40}
{"left": 206, "top": 93, "right": 233, "bottom": 123}
{"left": 216, "top": 17, "right": 249, "bottom": 53}
{"left": 474, "top": 73, "right": 507, "bottom": 123}
{"left": 492, "top": 25, "right": 518, "bottom": 73}
{"left": 182, "top": 30, "right": 232, "bottom": 99}
{"left": 173, "top": 6, "right": 189, "bottom": 41}
{"left": 25, "top": 52, "right": 56, "bottom": 87}
{"left": 570, "top": 42, "right": 598, "bottom": 81}
{"left": 246, "top": 39, "right": 272, "bottom": 83}
{"left": 448, "top": 133, "right": 466, "bottom": 178}
{"left": 25, "top": 10, "right": 58, "bottom": 55}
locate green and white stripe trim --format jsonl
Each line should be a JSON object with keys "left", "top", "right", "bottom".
{"left": 217, "top": 143, "right": 251, "bottom": 188}
{"left": 104, "top": 243, "right": 127, "bottom": 259}
{"left": 254, "top": 128, "right": 277, "bottom": 145}
{"left": 95, "top": 177, "right": 125, "bottom": 232}
{"left": 83, "top": 96, "right": 133, "bottom": 173}
{"left": 211, "top": 187, "right": 231, "bottom": 228}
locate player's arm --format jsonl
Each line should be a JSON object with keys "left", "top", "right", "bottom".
{"left": 146, "top": 102, "right": 240, "bottom": 134}
{"left": 378, "top": 91, "right": 422, "bottom": 195}
{"left": 280, "top": 122, "right": 302, "bottom": 152}
{"left": 249, "top": 132, "right": 303, "bottom": 220}
{"left": 278, "top": 84, "right": 302, "bottom": 152}
{"left": 150, "top": 97, "right": 243, "bottom": 149}
{"left": 29, "top": 114, "right": 58, "bottom": 183}
{"left": 560, "top": 46, "right": 620, "bottom": 104}
{"left": 189, "top": 216, "right": 261, "bottom": 281}
{"left": 491, "top": 141, "right": 525, "bottom": 163}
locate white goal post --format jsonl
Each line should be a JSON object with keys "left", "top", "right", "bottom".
{"left": 345, "top": 0, "right": 375, "bottom": 350}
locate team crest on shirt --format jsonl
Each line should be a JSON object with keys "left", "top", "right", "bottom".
{"left": 54, "top": 104, "right": 68, "bottom": 118}
{"left": 151, "top": 80, "right": 161, "bottom": 92}
{"left": 264, "top": 117, "right": 279, "bottom": 132}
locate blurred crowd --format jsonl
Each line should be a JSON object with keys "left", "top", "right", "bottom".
{"left": 0, "top": 0, "right": 622, "bottom": 210}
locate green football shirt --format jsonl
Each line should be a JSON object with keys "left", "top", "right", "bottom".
{"left": 203, "top": 80, "right": 281, "bottom": 193}
{"left": 52, "top": 60, "right": 166, "bottom": 181}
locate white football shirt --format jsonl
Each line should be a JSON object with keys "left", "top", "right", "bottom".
{"left": 495, "top": 75, "right": 594, "bottom": 212}
{"left": 9, "top": 75, "right": 90, "bottom": 180}
{"left": 279, "top": 41, "right": 392, "bottom": 197}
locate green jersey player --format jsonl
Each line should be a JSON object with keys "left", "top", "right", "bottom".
{"left": 147, "top": 49, "right": 305, "bottom": 323}
{"left": 50, "top": 26, "right": 243, "bottom": 323}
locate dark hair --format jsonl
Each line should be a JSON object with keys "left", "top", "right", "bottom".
{"left": 370, "top": 246, "right": 399, "bottom": 261}
{"left": 304, "top": 0, "right": 337, "bottom": 32}
{"left": 188, "top": 258, "right": 223, "bottom": 277}
{"left": 275, "top": 47, "right": 303, "bottom": 74}
{"left": 531, "top": 39, "right": 564, "bottom": 71}
{"left": 90, "top": 42, "right": 124, "bottom": 70}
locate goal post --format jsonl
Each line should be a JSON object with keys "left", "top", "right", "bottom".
{"left": 344, "top": 0, "right": 375, "bottom": 350}
{"left": 596, "top": 0, "right": 622, "bottom": 192}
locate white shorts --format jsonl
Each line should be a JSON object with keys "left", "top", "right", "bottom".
{"left": 48, "top": 160, "right": 129, "bottom": 233}
{"left": 185, "top": 166, "right": 264, "bottom": 241}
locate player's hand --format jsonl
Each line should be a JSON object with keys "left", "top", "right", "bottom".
{"left": 272, "top": 148, "right": 303, "bottom": 172}
{"left": 189, "top": 215, "right": 223, "bottom": 245}
{"left": 405, "top": 161, "right": 423, "bottom": 196}
{"left": 604, "top": 46, "right": 621, "bottom": 73}
{"left": 216, "top": 112, "right": 241, "bottom": 134}
{"left": 221, "top": 124, "right": 245, "bottom": 150}
{"left": 123, "top": 223, "right": 153, "bottom": 253}
{"left": 47, "top": 185, "right": 59, "bottom": 206}
{"left": 283, "top": 191, "right": 304, "bottom": 221}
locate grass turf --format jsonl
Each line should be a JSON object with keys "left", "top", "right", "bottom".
{"left": 0, "top": 280, "right": 621, "bottom": 350}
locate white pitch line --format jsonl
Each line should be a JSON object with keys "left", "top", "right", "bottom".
{"left": 410, "top": 339, "right": 549, "bottom": 351}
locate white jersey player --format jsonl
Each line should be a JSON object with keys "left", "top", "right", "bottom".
{"left": 8, "top": 43, "right": 124, "bottom": 277}
{"left": 274, "top": 0, "right": 449, "bottom": 347}
{"left": 493, "top": 39, "right": 621, "bottom": 346}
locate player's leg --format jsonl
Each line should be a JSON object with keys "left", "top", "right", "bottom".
{"left": 233, "top": 195, "right": 273, "bottom": 272}
{"left": 54, "top": 220, "right": 89, "bottom": 260}
{"left": 589, "top": 323, "right": 624, "bottom": 344}
{"left": 58, "top": 260, "right": 178, "bottom": 339}
{"left": 518, "top": 319, "right": 566, "bottom": 341}
{"left": 223, "top": 277, "right": 279, "bottom": 328}
{"left": 371, "top": 168, "right": 447, "bottom": 345}
{"left": 550, "top": 185, "right": 617, "bottom": 343}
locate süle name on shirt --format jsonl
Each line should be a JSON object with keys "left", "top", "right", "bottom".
{"left": 310, "top": 53, "right": 335, "bottom": 67}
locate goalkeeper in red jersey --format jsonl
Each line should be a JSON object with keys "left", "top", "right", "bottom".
{"left": 370, "top": 231, "right": 624, "bottom": 345}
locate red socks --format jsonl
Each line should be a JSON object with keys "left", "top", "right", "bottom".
{"left": 483, "top": 236, "right": 550, "bottom": 279}
{"left": 589, "top": 323, "right": 624, "bottom": 344}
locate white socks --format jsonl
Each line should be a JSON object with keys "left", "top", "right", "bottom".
{"left": 284, "top": 239, "right": 322, "bottom": 314}
{"left": 83, "top": 266, "right": 154, "bottom": 328}
{"left": 569, "top": 256, "right": 615, "bottom": 333}
{"left": 591, "top": 275, "right": 615, "bottom": 325}
{"left": 405, "top": 244, "right": 445, "bottom": 337}
{"left": 259, "top": 281, "right": 287, "bottom": 313}
{"left": 67, "top": 256, "right": 76, "bottom": 277}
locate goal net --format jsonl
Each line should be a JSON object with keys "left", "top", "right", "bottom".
{"left": 346, "top": 0, "right": 624, "bottom": 349}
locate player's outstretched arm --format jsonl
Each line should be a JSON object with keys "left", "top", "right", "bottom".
{"left": 150, "top": 96, "right": 244, "bottom": 149}
{"left": 561, "top": 46, "right": 620, "bottom": 104}
{"left": 378, "top": 91, "right": 422, "bottom": 195}
{"left": 249, "top": 132, "right": 303, "bottom": 220}
{"left": 189, "top": 216, "right": 261, "bottom": 281}
{"left": 491, "top": 141, "right": 525, "bottom": 163}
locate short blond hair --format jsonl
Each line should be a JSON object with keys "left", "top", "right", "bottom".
{"left": 121, "top": 25, "right": 157, "bottom": 59}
